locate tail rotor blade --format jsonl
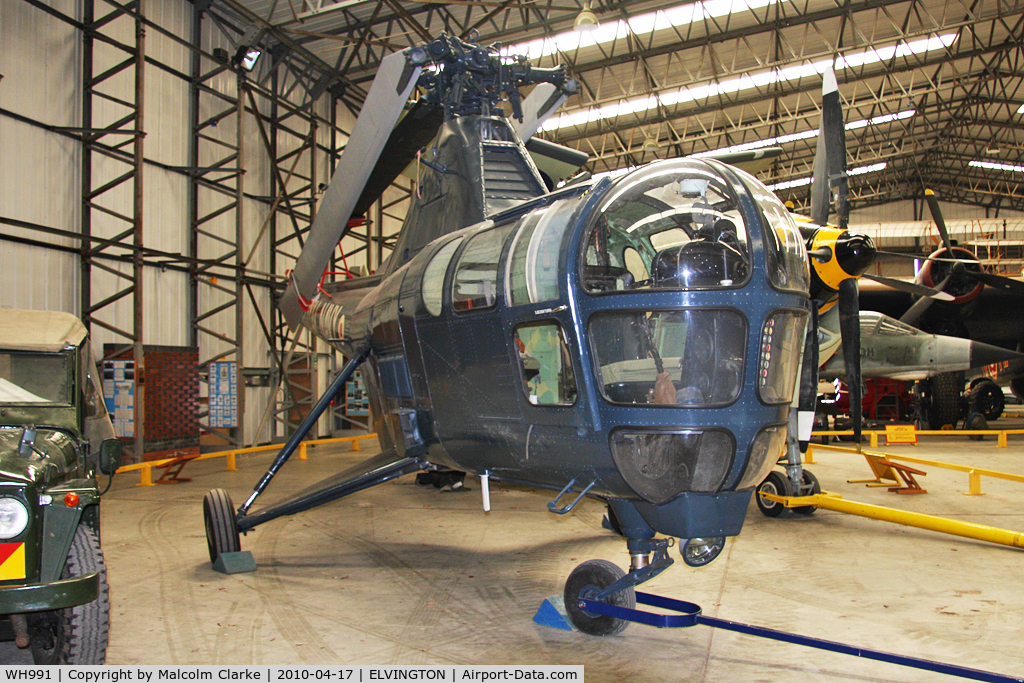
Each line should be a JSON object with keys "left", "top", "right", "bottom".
{"left": 838, "top": 278, "right": 862, "bottom": 444}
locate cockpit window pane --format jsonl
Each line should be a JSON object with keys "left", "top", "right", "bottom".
{"left": 452, "top": 224, "right": 515, "bottom": 312}
{"left": 589, "top": 308, "right": 746, "bottom": 407}
{"left": 581, "top": 161, "right": 751, "bottom": 293}
{"left": 731, "top": 166, "right": 810, "bottom": 294}
{"left": 507, "top": 199, "right": 577, "bottom": 306}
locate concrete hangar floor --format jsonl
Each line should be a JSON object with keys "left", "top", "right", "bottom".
{"left": 93, "top": 428, "right": 1023, "bottom": 680}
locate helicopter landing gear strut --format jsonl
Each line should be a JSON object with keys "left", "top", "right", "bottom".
{"left": 563, "top": 532, "right": 728, "bottom": 635}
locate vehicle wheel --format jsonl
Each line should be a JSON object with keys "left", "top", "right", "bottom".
{"left": 755, "top": 470, "right": 791, "bottom": 518}
{"left": 203, "top": 488, "right": 240, "bottom": 563}
{"left": 563, "top": 559, "right": 634, "bottom": 636}
{"left": 926, "top": 372, "right": 963, "bottom": 430}
{"left": 792, "top": 470, "right": 821, "bottom": 516}
{"left": 28, "top": 526, "right": 109, "bottom": 664}
{"left": 969, "top": 380, "right": 1004, "bottom": 421}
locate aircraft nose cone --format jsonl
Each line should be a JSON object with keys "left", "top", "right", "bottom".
{"left": 969, "top": 341, "right": 1024, "bottom": 369}
{"left": 835, "top": 232, "right": 876, "bottom": 278}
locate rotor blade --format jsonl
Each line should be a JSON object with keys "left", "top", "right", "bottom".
{"left": 691, "top": 147, "right": 784, "bottom": 174}
{"left": 512, "top": 83, "right": 570, "bottom": 142}
{"left": 861, "top": 274, "right": 955, "bottom": 300}
{"left": 924, "top": 189, "right": 955, "bottom": 256}
{"left": 280, "top": 48, "right": 427, "bottom": 329}
{"left": 966, "top": 270, "right": 1024, "bottom": 297}
{"left": 838, "top": 277, "right": 862, "bottom": 444}
{"left": 351, "top": 99, "right": 443, "bottom": 219}
{"left": 797, "top": 305, "right": 820, "bottom": 454}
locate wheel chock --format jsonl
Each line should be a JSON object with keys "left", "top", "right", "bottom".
{"left": 212, "top": 551, "right": 257, "bottom": 575}
{"left": 533, "top": 596, "right": 575, "bottom": 631}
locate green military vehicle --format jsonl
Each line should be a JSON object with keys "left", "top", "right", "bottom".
{"left": 0, "top": 309, "right": 121, "bottom": 663}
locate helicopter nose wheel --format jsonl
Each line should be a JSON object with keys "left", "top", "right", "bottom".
{"left": 755, "top": 470, "right": 791, "bottom": 517}
{"left": 563, "top": 560, "right": 635, "bottom": 636}
{"left": 681, "top": 537, "right": 725, "bottom": 567}
{"left": 203, "top": 488, "right": 241, "bottom": 563}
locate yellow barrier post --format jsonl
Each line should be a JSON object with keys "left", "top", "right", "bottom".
{"left": 226, "top": 451, "right": 237, "bottom": 472}
{"left": 351, "top": 437, "right": 361, "bottom": 451}
{"left": 966, "top": 470, "right": 985, "bottom": 496}
{"left": 999, "top": 431, "right": 1008, "bottom": 448}
{"left": 299, "top": 442, "right": 308, "bottom": 460}
{"left": 870, "top": 432, "right": 878, "bottom": 448}
{"left": 804, "top": 445, "right": 815, "bottom": 464}
{"left": 138, "top": 465, "right": 154, "bottom": 487}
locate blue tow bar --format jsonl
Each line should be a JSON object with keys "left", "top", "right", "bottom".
{"left": 581, "top": 593, "right": 1023, "bottom": 682}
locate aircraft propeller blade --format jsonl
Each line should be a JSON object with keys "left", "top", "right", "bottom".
{"left": 797, "top": 306, "right": 820, "bottom": 454}
{"left": 810, "top": 68, "right": 846, "bottom": 228}
{"left": 861, "top": 274, "right": 954, "bottom": 300}
{"left": 966, "top": 270, "right": 1024, "bottom": 296}
{"left": 280, "top": 47, "right": 429, "bottom": 329}
{"left": 924, "top": 189, "right": 955, "bottom": 256}
{"left": 838, "top": 277, "right": 862, "bottom": 444}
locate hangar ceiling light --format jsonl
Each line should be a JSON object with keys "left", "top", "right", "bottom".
{"left": 506, "top": 0, "right": 780, "bottom": 62}
{"left": 969, "top": 160, "right": 1024, "bottom": 173}
{"left": 542, "top": 34, "right": 956, "bottom": 132}
{"left": 766, "top": 162, "right": 888, "bottom": 191}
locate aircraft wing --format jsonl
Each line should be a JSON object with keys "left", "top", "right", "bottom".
{"left": 280, "top": 48, "right": 428, "bottom": 330}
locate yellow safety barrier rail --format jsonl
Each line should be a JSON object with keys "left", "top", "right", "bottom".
{"left": 806, "top": 442, "right": 1024, "bottom": 496}
{"left": 811, "top": 428, "right": 1024, "bottom": 449}
{"left": 116, "top": 434, "right": 378, "bottom": 487}
{"left": 761, "top": 490, "right": 1024, "bottom": 550}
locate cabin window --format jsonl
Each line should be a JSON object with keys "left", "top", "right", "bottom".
{"left": 422, "top": 237, "right": 463, "bottom": 317}
{"left": 0, "top": 351, "right": 72, "bottom": 404}
{"left": 580, "top": 160, "right": 751, "bottom": 293}
{"left": 589, "top": 308, "right": 746, "bottom": 407}
{"left": 507, "top": 199, "right": 577, "bottom": 306}
{"left": 514, "top": 321, "right": 577, "bottom": 405}
{"left": 452, "top": 224, "right": 515, "bottom": 312}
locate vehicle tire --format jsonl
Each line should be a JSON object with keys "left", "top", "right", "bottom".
{"left": 563, "top": 559, "right": 634, "bottom": 636}
{"left": 926, "top": 372, "right": 963, "bottom": 430}
{"left": 28, "top": 526, "right": 109, "bottom": 664}
{"left": 755, "top": 470, "right": 791, "bottom": 518}
{"left": 792, "top": 470, "right": 821, "bottom": 516}
{"left": 203, "top": 488, "right": 240, "bottom": 563}
{"left": 969, "top": 380, "right": 1004, "bottom": 422}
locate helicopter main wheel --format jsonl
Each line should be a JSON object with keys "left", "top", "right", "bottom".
{"left": 792, "top": 470, "right": 821, "bottom": 516}
{"left": 563, "top": 559, "right": 635, "bottom": 636}
{"left": 203, "top": 488, "right": 241, "bottom": 563}
{"left": 755, "top": 470, "right": 791, "bottom": 517}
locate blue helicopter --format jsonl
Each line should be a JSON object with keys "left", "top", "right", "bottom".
{"left": 203, "top": 35, "right": 896, "bottom": 636}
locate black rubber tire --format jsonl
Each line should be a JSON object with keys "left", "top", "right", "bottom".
{"left": 29, "top": 526, "right": 109, "bottom": 664}
{"left": 756, "top": 470, "right": 791, "bottom": 518}
{"left": 204, "top": 488, "right": 241, "bottom": 563}
{"left": 926, "top": 372, "right": 964, "bottom": 430}
{"left": 563, "top": 560, "right": 635, "bottom": 636}
{"left": 793, "top": 470, "right": 821, "bottom": 516}
{"left": 969, "top": 380, "right": 1004, "bottom": 422}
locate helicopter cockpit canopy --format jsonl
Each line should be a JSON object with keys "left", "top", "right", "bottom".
{"left": 581, "top": 160, "right": 754, "bottom": 293}
{"left": 578, "top": 160, "right": 809, "bottom": 410}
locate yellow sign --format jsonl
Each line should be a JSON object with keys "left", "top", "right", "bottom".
{"left": 885, "top": 423, "right": 918, "bottom": 445}
{"left": 0, "top": 543, "right": 25, "bottom": 580}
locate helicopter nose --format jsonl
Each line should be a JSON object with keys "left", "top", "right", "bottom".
{"left": 834, "top": 231, "right": 876, "bottom": 278}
